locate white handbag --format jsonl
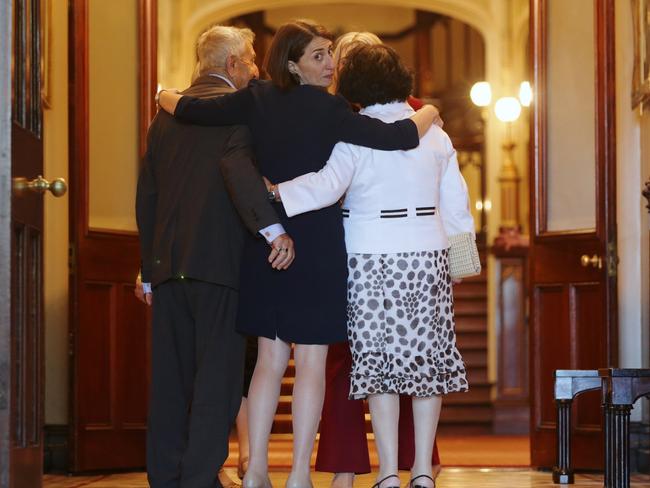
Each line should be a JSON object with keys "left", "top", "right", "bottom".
{"left": 448, "top": 232, "right": 481, "bottom": 279}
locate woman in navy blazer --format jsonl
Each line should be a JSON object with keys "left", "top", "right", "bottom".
{"left": 158, "top": 20, "right": 437, "bottom": 488}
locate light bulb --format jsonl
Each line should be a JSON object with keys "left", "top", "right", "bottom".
{"left": 519, "top": 81, "right": 532, "bottom": 107}
{"left": 494, "top": 97, "right": 521, "bottom": 122}
{"left": 470, "top": 81, "right": 492, "bottom": 107}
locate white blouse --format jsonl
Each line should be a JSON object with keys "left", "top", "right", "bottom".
{"left": 278, "top": 101, "right": 475, "bottom": 255}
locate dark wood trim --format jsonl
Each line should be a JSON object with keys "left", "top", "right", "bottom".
{"left": 139, "top": 0, "right": 157, "bottom": 159}
{"left": 0, "top": 1, "right": 13, "bottom": 487}
{"left": 68, "top": 0, "right": 89, "bottom": 240}
{"left": 533, "top": 229, "right": 598, "bottom": 241}
{"left": 67, "top": 0, "right": 88, "bottom": 471}
{"left": 87, "top": 228, "right": 139, "bottom": 239}
{"left": 531, "top": 0, "right": 547, "bottom": 236}
{"left": 597, "top": 0, "right": 617, "bottom": 366}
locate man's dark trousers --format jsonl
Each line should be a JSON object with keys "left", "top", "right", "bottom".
{"left": 146, "top": 279, "right": 244, "bottom": 488}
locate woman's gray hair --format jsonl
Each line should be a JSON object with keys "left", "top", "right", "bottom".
{"left": 196, "top": 25, "right": 255, "bottom": 76}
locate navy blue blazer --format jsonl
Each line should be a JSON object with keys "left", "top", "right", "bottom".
{"left": 174, "top": 80, "right": 420, "bottom": 344}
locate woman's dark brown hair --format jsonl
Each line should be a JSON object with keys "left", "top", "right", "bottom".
{"left": 264, "top": 20, "right": 333, "bottom": 89}
{"left": 337, "top": 44, "right": 413, "bottom": 107}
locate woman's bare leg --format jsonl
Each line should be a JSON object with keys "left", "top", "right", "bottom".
{"left": 243, "top": 337, "right": 291, "bottom": 488}
{"left": 237, "top": 398, "right": 250, "bottom": 477}
{"left": 368, "top": 393, "right": 399, "bottom": 487}
{"left": 410, "top": 396, "right": 442, "bottom": 488}
{"left": 285, "top": 344, "right": 329, "bottom": 488}
{"left": 330, "top": 473, "right": 354, "bottom": 488}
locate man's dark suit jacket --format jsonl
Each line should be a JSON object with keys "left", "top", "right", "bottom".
{"left": 136, "top": 75, "right": 279, "bottom": 289}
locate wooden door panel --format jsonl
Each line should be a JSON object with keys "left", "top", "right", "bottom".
{"left": 75, "top": 279, "right": 148, "bottom": 470}
{"left": 11, "top": 223, "right": 42, "bottom": 446}
{"left": 68, "top": 0, "right": 156, "bottom": 470}
{"left": 573, "top": 283, "right": 607, "bottom": 373}
{"left": 117, "top": 283, "right": 149, "bottom": 426}
{"left": 534, "top": 285, "right": 570, "bottom": 427}
{"left": 570, "top": 283, "right": 605, "bottom": 469}
{"left": 78, "top": 282, "right": 113, "bottom": 426}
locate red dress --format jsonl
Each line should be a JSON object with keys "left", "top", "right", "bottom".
{"left": 315, "top": 343, "right": 441, "bottom": 473}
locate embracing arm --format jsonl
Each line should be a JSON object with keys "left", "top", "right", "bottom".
{"left": 277, "top": 143, "right": 357, "bottom": 217}
{"left": 219, "top": 126, "right": 281, "bottom": 234}
{"left": 335, "top": 98, "right": 437, "bottom": 150}
{"left": 158, "top": 87, "right": 252, "bottom": 126}
{"left": 439, "top": 135, "right": 475, "bottom": 236}
{"left": 158, "top": 89, "right": 182, "bottom": 115}
{"left": 220, "top": 127, "right": 295, "bottom": 270}
{"left": 411, "top": 105, "right": 439, "bottom": 137}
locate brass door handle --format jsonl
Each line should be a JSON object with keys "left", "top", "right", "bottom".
{"left": 580, "top": 254, "right": 602, "bottom": 269}
{"left": 13, "top": 175, "right": 67, "bottom": 197}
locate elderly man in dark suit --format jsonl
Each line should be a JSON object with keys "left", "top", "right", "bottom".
{"left": 136, "top": 26, "right": 294, "bottom": 488}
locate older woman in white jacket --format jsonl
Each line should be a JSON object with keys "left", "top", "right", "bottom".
{"left": 270, "top": 45, "right": 473, "bottom": 488}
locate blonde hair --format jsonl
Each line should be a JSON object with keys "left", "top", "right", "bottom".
{"left": 196, "top": 25, "right": 255, "bottom": 77}
{"left": 331, "top": 31, "right": 382, "bottom": 93}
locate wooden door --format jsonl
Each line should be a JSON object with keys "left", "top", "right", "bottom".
{"left": 68, "top": 0, "right": 157, "bottom": 471}
{"left": 1, "top": 1, "right": 65, "bottom": 486}
{"left": 529, "top": 0, "right": 617, "bottom": 468}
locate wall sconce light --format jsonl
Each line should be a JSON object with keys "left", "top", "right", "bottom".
{"left": 470, "top": 81, "right": 532, "bottom": 112}
{"left": 469, "top": 82, "right": 530, "bottom": 234}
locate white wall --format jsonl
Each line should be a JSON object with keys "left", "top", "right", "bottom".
{"left": 615, "top": 0, "right": 650, "bottom": 422}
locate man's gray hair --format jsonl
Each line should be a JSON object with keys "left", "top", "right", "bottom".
{"left": 196, "top": 25, "right": 255, "bottom": 76}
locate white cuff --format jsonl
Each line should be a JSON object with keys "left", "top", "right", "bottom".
{"left": 142, "top": 282, "right": 152, "bottom": 294}
{"left": 259, "top": 223, "right": 286, "bottom": 244}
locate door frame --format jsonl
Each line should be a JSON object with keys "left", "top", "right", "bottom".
{"left": 0, "top": 0, "right": 13, "bottom": 486}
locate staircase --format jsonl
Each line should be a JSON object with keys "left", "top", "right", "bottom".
{"left": 440, "top": 257, "right": 492, "bottom": 433}
{"left": 271, "top": 251, "right": 491, "bottom": 435}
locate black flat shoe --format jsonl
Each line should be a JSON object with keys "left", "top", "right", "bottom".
{"left": 409, "top": 474, "right": 435, "bottom": 488}
{"left": 372, "top": 474, "right": 400, "bottom": 488}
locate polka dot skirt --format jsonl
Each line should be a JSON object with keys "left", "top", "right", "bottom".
{"left": 346, "top": 250, "right": 468, "bottom": 399}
